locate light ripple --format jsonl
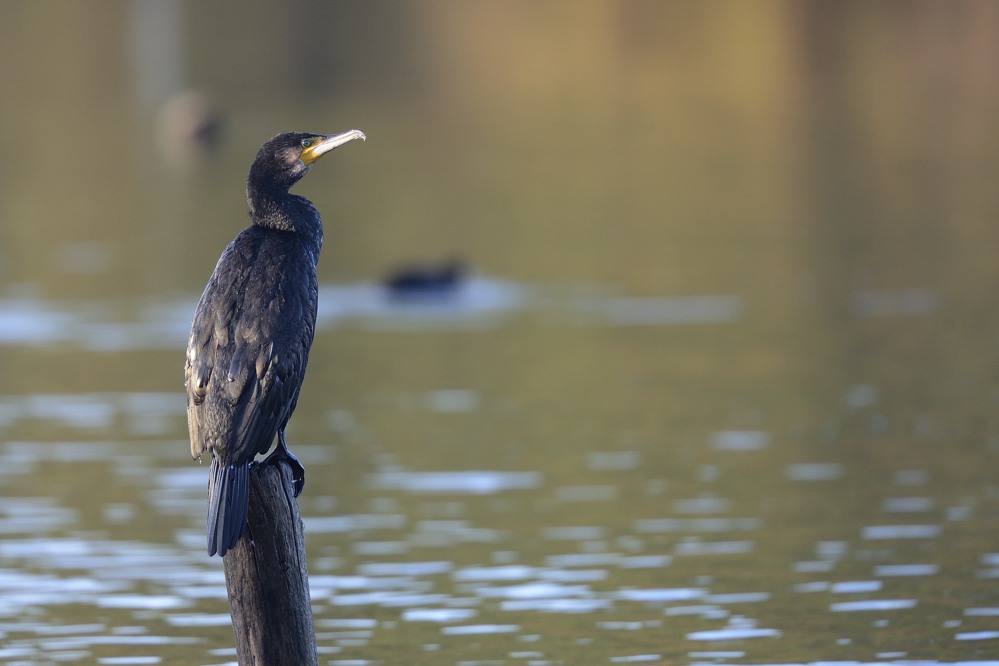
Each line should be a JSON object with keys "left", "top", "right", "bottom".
{"left": 829, "top": 599, "right": 917, "bottom": 612}
{"left": 369, "top": 470, "right": 542, "bottom": 494}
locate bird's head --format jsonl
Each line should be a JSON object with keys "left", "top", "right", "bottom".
{"left": 248, "top": 129, "right": 366, "bottom": 193}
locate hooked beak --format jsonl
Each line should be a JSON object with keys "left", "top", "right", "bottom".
{"left": 300, "top": 129, "right": 366, "bottom": 165}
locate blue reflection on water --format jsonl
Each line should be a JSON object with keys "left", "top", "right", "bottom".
{"left": 0, "top": 279, "right": 747, "bottom": 350}
{"left": 368, "top": 469, "right": 542, "bottom": 494}
{"left": 0, "top": 394, "right": 184, "bottom": 433}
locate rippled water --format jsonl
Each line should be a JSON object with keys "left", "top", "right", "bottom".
{"left": 1, "top": 280, "right": 998, "bottom": 665}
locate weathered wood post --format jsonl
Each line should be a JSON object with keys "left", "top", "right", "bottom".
{"left": 222, "top": 460, "right": 317, "bottom": 666}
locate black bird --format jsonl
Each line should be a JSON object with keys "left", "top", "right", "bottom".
{"left": 385, "top": 259, "right": 466, "bottom": 300}
{"left": 185, "top": 129, "right": 365, "bottom": 557}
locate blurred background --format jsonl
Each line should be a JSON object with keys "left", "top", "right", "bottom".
{"left": 1, "top": 2, "right": 999, "bottom": 664}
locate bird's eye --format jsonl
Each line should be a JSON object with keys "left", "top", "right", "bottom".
{"left": 301, "top": 139, "right": 313, "bottom": 148}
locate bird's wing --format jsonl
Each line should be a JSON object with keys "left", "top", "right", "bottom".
{"left": 186, "top": 282, "right": 221, "bottom": 461}
{"left": 185, "top": 244, "right": 243, "bottom": 461}
{"left": 229, "top": 341, "right": 301, "bottom": 458}
{"left": 186, "top": 234, "right": 317, "bottom": 466}
{"left": 224, "top": 287, "right": 312, "bottom": 464}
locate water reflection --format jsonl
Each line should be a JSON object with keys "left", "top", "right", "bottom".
{"left": 687, "top": 624, "right": 781, "bottom": 641}
{"left": 0, "top": 365, "right": 996, "bottom": 664}
{"left": 369, "top": 469, "right": 542, "bottom": 494}
{"left": 0, "top": 296, "right": 191, "bottom": 350}
{"left": 0, "top": 279, "right": 746, "bottom": 350}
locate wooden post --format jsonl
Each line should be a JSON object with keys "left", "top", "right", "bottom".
{"left": 222, "top": 460, "right": 317, "bottom": 666}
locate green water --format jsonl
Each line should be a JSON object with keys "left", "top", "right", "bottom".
{"left": 1, "top": 3, "right": 998, "bottom": 664}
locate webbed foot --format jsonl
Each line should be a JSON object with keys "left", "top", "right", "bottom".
{"left": 260, "top": 430, "right": 306, "bottom": 496}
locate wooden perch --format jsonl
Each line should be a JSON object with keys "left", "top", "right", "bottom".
{"left": 222, "top": 460, "right": 317, "bottom": 666}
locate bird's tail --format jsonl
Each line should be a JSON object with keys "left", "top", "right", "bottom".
{"left": 207, "top": 458, "right": 250, "bottom": 557}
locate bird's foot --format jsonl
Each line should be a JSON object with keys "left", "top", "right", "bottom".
{"left": 260, "top": 436, "right": 306, "bottom": 497}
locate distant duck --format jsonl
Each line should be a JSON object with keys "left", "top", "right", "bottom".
{"left": 384, "top": 259, "right": 467, "bottom": 299}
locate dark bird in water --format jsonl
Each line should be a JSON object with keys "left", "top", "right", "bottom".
{"left": 385, "top": 259, "right": 466, "bottom": 300}
{"left": 185, "top": 129, "right": 365, "bottom": 557}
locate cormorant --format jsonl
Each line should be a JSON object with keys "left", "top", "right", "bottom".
{"left": 185, "top": 129, "right": 365, "bottom": 557}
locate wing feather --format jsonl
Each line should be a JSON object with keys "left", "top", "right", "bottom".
{"left": 187, "top": 232, "right": 317, "bottom": 466}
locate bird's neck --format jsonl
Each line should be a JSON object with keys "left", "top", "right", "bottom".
{"left": 247, "top": 188, "right": 324, "bottom": 248}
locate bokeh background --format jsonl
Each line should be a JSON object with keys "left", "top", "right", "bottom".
{"left": 1, "top": 2, "right": 999, "bottom": 664}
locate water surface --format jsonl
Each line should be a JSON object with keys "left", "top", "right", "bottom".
{"left": 2, "top": 3, "right": 999, "bottom": 664}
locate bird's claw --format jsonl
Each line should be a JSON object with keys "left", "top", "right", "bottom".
{"left": 260, "top": 443, "right": 306, "bottom": 497}
{"left": 291, "top": 461, "right": 305, "bottom": 497}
